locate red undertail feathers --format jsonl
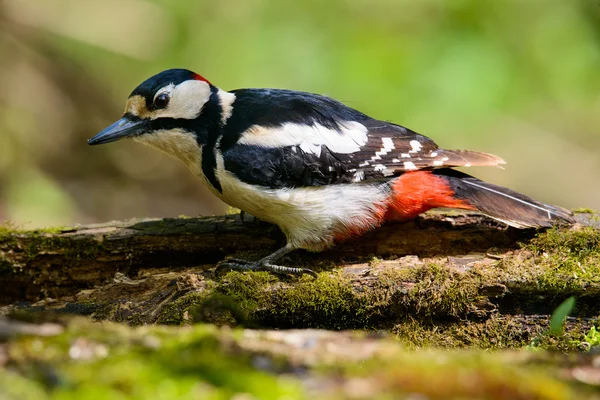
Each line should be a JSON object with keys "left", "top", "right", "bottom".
{"left": 386, "top": 170, "right": 574, "bottom": 228}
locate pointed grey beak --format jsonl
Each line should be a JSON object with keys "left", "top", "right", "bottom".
{"left": 88, "top": 117, "right": 150, "bottom": 145}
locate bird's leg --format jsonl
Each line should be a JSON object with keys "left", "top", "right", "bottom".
{"left": 215, "top": 245, "right": 317, "bottom": 278}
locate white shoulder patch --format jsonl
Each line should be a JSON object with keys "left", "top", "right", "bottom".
{"left": 238, "top": 121, "right": 368, "bottom": 156}
{"left": 217, "top": 90, "right": 236, "bottom": 124}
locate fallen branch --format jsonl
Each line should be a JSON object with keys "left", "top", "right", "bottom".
{"left": 0, "top": 211, "right": 598, "bottom": 349}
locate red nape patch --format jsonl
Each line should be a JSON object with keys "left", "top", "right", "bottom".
{"left": 385, "top": 171, "right": 475, "bottom": 221}
{"left": 193, "top": 73, "right": 210, "bottom": 84}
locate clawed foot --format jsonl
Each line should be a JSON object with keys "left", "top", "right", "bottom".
{"left": 215, "top": 258, "right": 317, "bottom": 278}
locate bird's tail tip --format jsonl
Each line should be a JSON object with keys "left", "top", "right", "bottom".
{"left": 434, "top": 169, "right": 575, "bottom": 229}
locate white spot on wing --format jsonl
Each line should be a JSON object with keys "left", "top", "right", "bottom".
{"left": 430, "top": 152, "right": 438, "bottom": 157}
{"left": 381, "top": 137, "right": 395, "bottom": 152}
{"left": 368, "top": 136, "right": 397, "bottom": 164}
{"left": 401, "top": 153, "right": 410, "bottom": 158}
{"left": 392, "top": 158, "right": 400, "bottom": 163}
{"left": 374, "top": 164, "right": 394, "bottom": 176}
{"left": 409, "top": 140, "right": 422, "bottom": 153}
{"left": 403, "top": 161, "right": 417, "bottom": 170}
{"left": 433, "top": 160, "right": 444, "bottom": 166}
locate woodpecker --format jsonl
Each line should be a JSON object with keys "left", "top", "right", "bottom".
{"left": 89, "top": 69, "right": 574, "bottom": 277}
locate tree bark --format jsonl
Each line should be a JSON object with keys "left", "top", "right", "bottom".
{"left": 0, "top": 211, "right": 598, "bottom": 347}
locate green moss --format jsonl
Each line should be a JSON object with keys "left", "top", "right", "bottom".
{"left": 528, "top": 227, "right": 600, "bottom": 291}
{"left": 32, "top": 226, "right": 70, "bottom": 234}
{"left": 269, "top": 272, "right": 367, "bottom": 329}
{"left": 403, "top": 262, "right": 483, "bottom": 319}
{"left": 213, "top": 271, "right": 278, "bottom": 322}
{"left": 24, "top": 235, "right": 101, "bottom": 262}
{"left": 3, "top": 320, "right": 303, "bottom": 399}
{"left": 393, "top": 316, "right": 595, "bottom": 351}
{"left": 203, "top": 265, "right": 488, "bottom": 329}
{"left": 492, "top": 226, "right": 600, "bottom": 315}
{"left": 572, "top": 207, "right": 595, "bottom": 214}
{"left": 5, "top": 318, "right": 595, "bottom": 399}
{"left": 0, "top": 222, "right": 21, "bottom": 244}
{"left": 155, "top": 271, "right": 371, "bottom": 329}
{"left": 156, "top": 292, "right": 208, "bottom": 325}
{"left": 583, "top": 325, "right": 600, "bottom": 347}
{"left": 341, "top": 350, "right": 575, "bottom": 400}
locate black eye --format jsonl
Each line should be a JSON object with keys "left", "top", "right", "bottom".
{"left": 154, "top": 93, "right": 170, "bottom": 109}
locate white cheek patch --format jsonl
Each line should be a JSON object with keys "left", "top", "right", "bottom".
{"left": 151, "top": 80, "right": 211, "bottom": 120}
{"left": 238, "top": 121, "right": 369, "bottom": 157}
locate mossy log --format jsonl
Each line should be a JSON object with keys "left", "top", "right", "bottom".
{"left": 1, "top": 211, "right": 599, "bottom": 349}
{"left": 1, "top": 316, "right": 599, "bottom": 399}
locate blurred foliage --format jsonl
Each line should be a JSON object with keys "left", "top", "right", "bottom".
{"left": 0, "top": 0, "right": 599, "bottom": 228}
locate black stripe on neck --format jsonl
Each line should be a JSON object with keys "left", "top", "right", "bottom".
{"left": 199, "top": 87, "right": 224, "bottom": 193}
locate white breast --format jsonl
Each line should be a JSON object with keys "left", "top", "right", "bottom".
{"left": 214, "top": 155, "right": 388, "bottom": 251}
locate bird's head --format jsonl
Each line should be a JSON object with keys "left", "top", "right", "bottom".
{"left": 89, "top": 69, "right": 232, "bottom": 166}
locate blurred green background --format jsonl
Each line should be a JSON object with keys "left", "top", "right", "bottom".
{"left": 0, "top": 0, "right": 599, "bottom": 229}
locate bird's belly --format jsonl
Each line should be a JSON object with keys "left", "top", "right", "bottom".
{"left": 215, "top": 170, "right": 390, "bottom": 250}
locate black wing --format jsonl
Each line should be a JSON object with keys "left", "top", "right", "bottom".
{"left": 219, "top": 89, "right": 504, "bottom": 189}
